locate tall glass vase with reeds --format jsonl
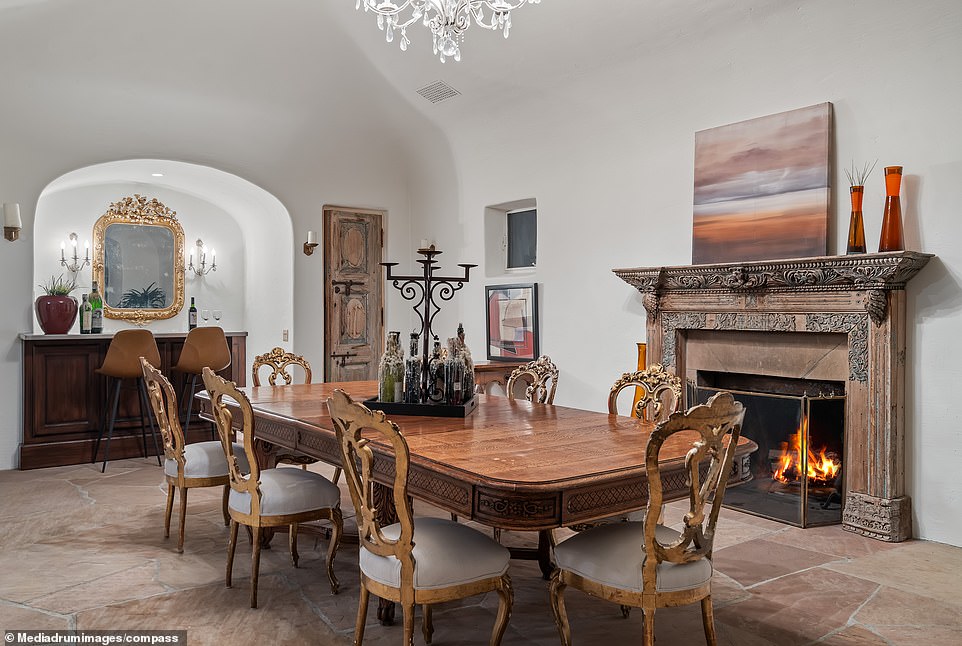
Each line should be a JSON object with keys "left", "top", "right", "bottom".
{"left": 844, "top": 160, "right": 876, "bottom": 254}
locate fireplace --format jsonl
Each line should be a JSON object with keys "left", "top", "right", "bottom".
{"left": 691, "top": 375, "right": 845, "bottom": 527}
{"left": 614, "top": 251, "right": 932, "bottom": 541}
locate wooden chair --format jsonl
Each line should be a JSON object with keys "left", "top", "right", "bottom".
{"left": 141, "top": 357, "right": 249, "bottom": 553}
{"left": 549, "top": 391, "right": 746, "bottom": 646}
{"left": 172, "top": 326, "right": 231, "bottom": 436}
{"left": 251, "top": 347, "right": 339, "bottom": 480}
{"left": 91, "top": 329, "right": 163, "bottom": 472}
{"left": 505, "top": 354, "right": 559, "bottom": 404}
{"left": 608, "top": 363, "right": 683, "bottom": 422}
{"left": 203, "top": 367, "right": 343, "bottom": 608}
{"left": 327, "top": 389, "right": 514, "bottom": 646}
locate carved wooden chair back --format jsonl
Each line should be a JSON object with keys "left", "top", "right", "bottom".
{"left": 141, "top": 357, "right": 185, "bottom": 470}
{"left": 252, "top": 347, "right": 312, "bottom": 386}
{"left": 202, "top": 368, "right": 261, "bottom": 513}
{"left": 608, "top": 364, "right": 683, "bottom": 423}
{"left": 506, "top": 355, "right": 559, "bottom": 404}
{"left": 643, "top": 391, "right": 745, "bottom": 575}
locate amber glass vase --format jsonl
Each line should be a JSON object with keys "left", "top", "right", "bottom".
{"left": 846, "top": 186, "right": 867, "bottom": 254}
{"left": 878, "top": 166, "right": 904, "bottom": 252}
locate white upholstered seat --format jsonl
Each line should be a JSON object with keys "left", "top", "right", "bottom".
{"left": 360, "top": 516, "right": 510, "bottom": 591}
{"left": 554, "top": 522, "right": 712, "bottom": 593}
{"left": 228, "top": 467, "right": 341, "bottom": 517}
{"left": 164, "top": 440, "right": 248, "bottom": 479}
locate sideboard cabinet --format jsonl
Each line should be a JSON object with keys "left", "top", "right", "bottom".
{"left": 19, "top": 331, "right": 247, "bottom": 469}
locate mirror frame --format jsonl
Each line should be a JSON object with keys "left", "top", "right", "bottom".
{"left": 92, "top": 194, "right": 185, "bottom": 326}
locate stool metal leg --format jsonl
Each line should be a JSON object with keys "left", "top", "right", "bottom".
{"left": 99, "top": 378, "right": 123, "bottom": 473}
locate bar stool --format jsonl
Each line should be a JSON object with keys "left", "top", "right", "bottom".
{"left": 92, "top": 329, "right": 163, "bottom": 472}
{"left": 172, "top": 326, "right": 231, "bottom": 436}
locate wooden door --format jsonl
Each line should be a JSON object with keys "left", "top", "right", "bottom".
{"left": 323, "top": 206, "right": 384, "bottom": 382}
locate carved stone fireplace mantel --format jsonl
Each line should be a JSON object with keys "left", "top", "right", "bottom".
{"left": 614, "top": 251, "right": 933, "bottom": 541}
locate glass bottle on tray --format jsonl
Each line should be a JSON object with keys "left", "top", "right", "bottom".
{"left": 404, "top": 332, "right": 422, "bottom": 403}
{"left": 378, "top": 330, "right": 404, "bottom": 402}
{"left": 444, "top": 337, "right": 466, "bottom": 405}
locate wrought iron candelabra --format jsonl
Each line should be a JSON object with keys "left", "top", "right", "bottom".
{"left": 382, "top": 246, "right": 475, "bottom": 403}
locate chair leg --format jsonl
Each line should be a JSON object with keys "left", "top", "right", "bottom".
{"left": 289, "top": 523, "right": 299, "bottom": 568}
{"left": 183, "top": 374, "right": 198, "bottom": 430}
{"left": 226, "top": 520, "right": 238, "bottom": 588}
{"left": 642, "top": 606, "right": 656, "bottom": 646}
{"left": 92, "top": 377, "right": 110, "bottom": 463}
{"left": 164, "top": 483, "right": 174, "bottom": 539}
{"left": 701, "top": 595, "right": 717, "bottom": 646}
{"left": 221, "top": 485, "right": 230, "bottom": 526}
{"left": 99, "top": 378, "right": 123, "bottom": 473}
{"left": 490, "top": 574, "right": 513, "bottom": 646}
{"left": 402, "top": 603, "right": 415, "bottom": 646}
{"left": 326, "top": 507, "right": 343, "bottom": 594}
{"left": 355, "top": 584, "right": 370, "bottom": 645}
{"left": 549, "top": 570, "right": 571, "bottom": 646}
{"left": 177, "top": 486, "right": 188, "bottom": 553}
{"left": 331, "top": 466, "right": 342, "bottom": 485}
{"left": 250, "top": 525, "right": 262, "bottom": 608}
{"left": 422, "top": 604, "right": 434, "bottom": 644}
{"left": 138, "top": 379, "right": 162, "bottom": 466}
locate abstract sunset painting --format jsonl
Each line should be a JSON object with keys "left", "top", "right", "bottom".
{"left": 692, "top": 103, "right": 832, "bottom": 264}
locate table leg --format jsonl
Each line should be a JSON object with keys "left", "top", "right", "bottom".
{"left": 373, "top": 482, "right": 399, "bottom": 626}
{"left": 538, "top": 529, "right": 555, "bottom": 580}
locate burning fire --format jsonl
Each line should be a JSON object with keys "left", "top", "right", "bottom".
{"left": 772, "top": 416, "right": 841, "bottom": 484}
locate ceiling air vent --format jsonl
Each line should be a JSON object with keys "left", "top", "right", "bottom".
{"left": 417, "top": 80, "right": 461, "bottom": 104}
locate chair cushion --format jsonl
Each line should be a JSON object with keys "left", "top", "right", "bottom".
{"left": 359, "top": 516, "right": 510, "bottom": 591}
{"left": 228, "top": 467, "right": 340, "bottom": 517}
{"left": 165, "top": 441, "right": 249, "bottom": 479}
{"left": 553, "top": 521, "right": 712, "bottom": 593}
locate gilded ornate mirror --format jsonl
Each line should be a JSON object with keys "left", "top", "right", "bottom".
{"left": 92, "top": 195, "right": 185, "bottom": 325}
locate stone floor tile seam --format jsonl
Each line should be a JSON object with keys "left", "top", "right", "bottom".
{"left": 67, "top": 479, "right": 97, "bottom": 506}
{"left": 740, "top": 558, "right": 856, "bottom": 591}
{"left": 804, "top": 621, "right": 894, "bottom": 646}
{"left": 1, "top": 598, "right": 80, "bottom": 632}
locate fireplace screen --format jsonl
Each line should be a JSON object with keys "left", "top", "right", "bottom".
{"left": 693, "top": 386, "right": 845, "bottom": 527}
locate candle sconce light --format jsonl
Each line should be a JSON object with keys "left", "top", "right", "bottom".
{"left": 187, "top": 238, "right": 217, "bottom": 276}
{"left": 3, "top": 203, "right": 22, "bottom": 242}
{"left": 303, "top": 230, "right": 318, "bottom": 256}
{"left": 60, "top": 232, "right": 90, "bottom": 275}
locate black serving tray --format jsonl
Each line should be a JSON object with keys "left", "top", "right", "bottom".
{"left": 363, "top": 396, "right": 478, "bottom": 418}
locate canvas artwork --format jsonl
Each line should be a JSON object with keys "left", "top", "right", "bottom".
{"left": 485, "top": 283, "right": 539, "bottom": 361}
{"left": 692, "top": 102, "right": 832, "bottom": 264}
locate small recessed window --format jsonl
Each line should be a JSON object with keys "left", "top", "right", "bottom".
{"left": 506, "top": 208, "right": 536, "bottom": 269}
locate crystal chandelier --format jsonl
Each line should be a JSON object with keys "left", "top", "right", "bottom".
{"left": 355, "top": 0, "right": 540, "bottom": 63}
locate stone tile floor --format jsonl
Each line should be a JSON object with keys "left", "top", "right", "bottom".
{"left": 1, "top": 459, "right": 960, "bottom": 645}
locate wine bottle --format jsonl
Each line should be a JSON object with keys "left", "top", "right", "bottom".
{"left": 378, "top": 331, "right": 404, "bottom": 402}
{"left": 404, "top": 332, "right": 422, "bottom": 403}
{"left": 80, "top": 294, "right": 92, "bottom": 334}
{"left": 188, "top": 297, "right": 197, "bottom": 330}
{"left": 89, "top": 281, "right": 103, "bottom": 334}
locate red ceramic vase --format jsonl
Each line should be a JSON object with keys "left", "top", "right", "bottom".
{"left": 35, "top": 295, "right": 78, "bottom": 334}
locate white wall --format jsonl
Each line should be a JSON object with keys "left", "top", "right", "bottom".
{"left": 423, "top": 1, "right": 962, "bottom": 546}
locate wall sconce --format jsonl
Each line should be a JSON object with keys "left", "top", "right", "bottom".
{"left": 303, "top": 230, "right": 318, "bottom": 256}
{"left": 3, "top": 203, "right": 22, "bottom": 242}
{"left": 187, "top": 238, "right": 217, "bottom": 276}
{"left": 60, "top": 232, "right": 90, "bottom": 274}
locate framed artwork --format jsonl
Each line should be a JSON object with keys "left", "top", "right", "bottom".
{"left": 692, "top": 102, "right": 832, "bottom": 264}
{"left": 485, "top": 283, "right": 539, "bottom": 361}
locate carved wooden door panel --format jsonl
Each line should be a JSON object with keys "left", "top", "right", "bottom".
{"left": 323, "top": 206, "right": 384, "bottom": 382}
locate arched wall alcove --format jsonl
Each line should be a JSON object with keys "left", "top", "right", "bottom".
{"left": 34, "top": 159, "right": 293, "bottom": 376}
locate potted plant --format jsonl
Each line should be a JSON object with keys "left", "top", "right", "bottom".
{"left": 36, "top": 274, "right": 80, "bottom": 334}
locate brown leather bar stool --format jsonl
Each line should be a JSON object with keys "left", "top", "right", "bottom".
{"left": 92, "top": 329, "right": 163, "bottom": 472}
{"left": 172, "top": 326, "right": 231, "bottom": 437}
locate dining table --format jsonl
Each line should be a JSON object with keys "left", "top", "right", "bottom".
{"left": 197, "top": 380, "right": 756, "bottom": 623}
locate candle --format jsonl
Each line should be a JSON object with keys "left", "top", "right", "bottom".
{"left": 2, "top": 203, "right": 21, "bottom": 228}
{"left": 210, "top": 248, "right": 216, "bottom": 264}
{"left": 419, "top": 238, "right": 429, "bottom": 249}
{"left": 307, "top": 230, "right": 317, "bottom": 244}
{"left": 84, "top": 240, "right": 89, "bottom": 260}
{"left": 60, "top": 241, "right": 66, "bottom": 261}
{"left": 189, "top": 249, "right": 194, "bottom": 266}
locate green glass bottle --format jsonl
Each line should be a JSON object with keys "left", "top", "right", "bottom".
{"left": 80, "top": 294, "right": 92, "bottom": 334}
{"left": 188, "top": 297, "right": 197, "bottom": 330}
{"left": 88, "top": 281, "right": 103, "bottom": 334}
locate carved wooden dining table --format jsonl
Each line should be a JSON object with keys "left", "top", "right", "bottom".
{"left": 198, "top": 381, "right": 755, "bottom": 622}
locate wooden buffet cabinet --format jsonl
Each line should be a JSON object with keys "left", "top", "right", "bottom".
{"left": 19, "top": 331, "right": 247, "bottom": 470}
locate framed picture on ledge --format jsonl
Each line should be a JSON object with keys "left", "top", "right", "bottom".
{"left": 485, "top": 283, "right": 539, "bottom": 361}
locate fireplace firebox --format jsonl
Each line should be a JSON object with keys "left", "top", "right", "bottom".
{"left": 693, "top": 380, "right": 845, "bottom": 527}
